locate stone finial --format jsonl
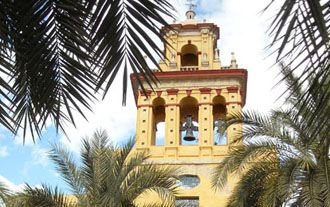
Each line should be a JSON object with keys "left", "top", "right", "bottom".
{"left": 185, "top": 0, "right": 196, "bottom": 19}
{"left": 214, "top": 48, "right": 220, "bottom": 60}
{"left": 186, "top": 10, "right": 196, "bottom": 20}
{"left": 230, "top": 52, "right": 238, "bottom": 69}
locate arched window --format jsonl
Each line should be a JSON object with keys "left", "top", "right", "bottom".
{"left": 212, "top": 96, "right": 227, "bottom": 145}
{"left": 177, "top": 175, "right": 200, "bottom": 189}
{"left": 152, "top": 97, "right": 166, "bottom": 146}
{"left": 179, "top": 97, "right": 199, "bottom": 145}
{"left": 181, "top": 44, "right": 198, "bottom": 67}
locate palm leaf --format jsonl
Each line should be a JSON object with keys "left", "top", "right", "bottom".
{"left": 265, "top": 0, "right": 330, "bottom": 143}
{"left": 49, "top": 143, "right": 84, "bottom": 197}
{"left": 89, "top": 0, "right": 174, "bottom": 100}
{"left": 5, "top": 184, "right": 76, "bottom": 207}
{"left": 0, "top": 1, "right": 175, "bottom": 141}
{"left": 213, "top": 69, "right": 329, "bottom": 205}
{"left": 49, "top": 129, "right": 178, "bottom": 207}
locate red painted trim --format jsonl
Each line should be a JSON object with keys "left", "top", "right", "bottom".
{"left": 198, "top": 102, "right": 213, "bottom": 106}
{"left": 131, "top": 69, "right": 247, "bottom": 80}
{"left": 164, "top": 104, "right": 180, "bottom": 107}
{"left": 227, "top": 86, "right": 239, "bottom": 93}
{"left": 166, "top": 88, "right": 179, "bottom": 95}
{"left": 130, "top": 69, "right": 248, "bottom": 107}
{"left": 186, "top": 90, "right": 192, "bottom": 96}
{"left": 156, "top": 91, "right": 162, "bottom": 97}
{"left": 216, "top": 89, "right": 222, "bottom": 95}
{"left": 226, "top": 102, "right": 242, "bottom": 106}
{"left": 139, "top": 90, "right": 152, "bottom": 96}
{"left": 199, "top": 87, "right": 211, "bottom": 94}
{"left": 137, "top": 104, "right": 152, "bottom": 108}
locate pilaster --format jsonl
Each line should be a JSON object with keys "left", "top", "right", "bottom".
{"left": 165, "top": 89, "right": 180, "bottom": 146}
{"left": 226, "top": 86, "right": 242, "bottom": 144}
{"left": 198, "top": 88, "right": 213, "bottom": 146}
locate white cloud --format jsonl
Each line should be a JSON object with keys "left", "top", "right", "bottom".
{"left": 195, "top": 0, "right": 285, "bottom": 112}
{"left": 56, "top": 0, "right": 286, "bottom": 154}
{"left": 0, "top": 175, "right": 24, "bottom": 192}
{"left": 59, "top": 74, "right": 137, "bottom": 154}
{"left": 0, "top": 146, "right": 8, "bottom": 157}
{"left": 0, "top": 146, "right": 9, "bottom": 157}
{"left": 31, "top": 146, "right": 49, "bottom": 167}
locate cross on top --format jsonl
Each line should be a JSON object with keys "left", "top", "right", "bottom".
{"left": 186, "top": 0, "right": 197, "bottom": 11}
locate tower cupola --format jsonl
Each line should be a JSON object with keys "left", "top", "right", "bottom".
{"left": 185, "top": 0, "right": 196, "bottom": 19}
{"left": 185, "top": 9, "right": 196, "bottom": 19}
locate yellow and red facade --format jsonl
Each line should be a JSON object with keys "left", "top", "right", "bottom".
{"left": 131, "top": 10, "right": 247, "bottom": 207}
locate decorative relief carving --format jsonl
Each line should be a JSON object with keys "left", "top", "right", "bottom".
{"left": 201, "top": 28, "right": 209, "bottom": 34}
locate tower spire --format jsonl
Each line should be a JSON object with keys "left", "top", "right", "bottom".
{"left": 185, "top": 0, "right": 196, "bottom": 19}
{"left": 186, "top": 0, "right": 196, "bottom": 11}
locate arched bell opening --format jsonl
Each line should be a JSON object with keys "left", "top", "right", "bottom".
{"left": 179, "top": 96, "right": 199, "bottom": 145}
{"left": 181, "top": 44, "right": 198, "bottom": 67}
{"left": 212, "top": 95, "right": 227, "bottom": 145}
{"left": 152, "top": 97, "right": 166, "bottom": 146}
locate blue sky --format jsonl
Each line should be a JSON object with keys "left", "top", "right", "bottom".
{"left": 0, "top": 0, "right": 285, "bottom": 193}
{"left": 0, "top": 126, "right": 67, "bottom": 191}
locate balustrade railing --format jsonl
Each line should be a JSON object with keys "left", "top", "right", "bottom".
{"left": 180, "top": 66, "right": 199, "bottom": 71}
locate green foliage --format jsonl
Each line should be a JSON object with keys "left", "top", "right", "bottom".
{"left": 48, "top": 130, "right": 178, "bottom": 207}
{"left": 0, "top": 181, "right": 10, "bottom": 205}
{"left": 5, "top": 184, "right": 75, "bottom": 207}
{"left": 265, "top": 0, "right": 330, "bottom": 142}
{"left": 0, "top": 0, "right": 174, "bottom": 141}
{"left": 3, "top": 130, "right": 178, "bottom": 207}
{"left": 212, "top": 69, "right": 330, "bottom": 207}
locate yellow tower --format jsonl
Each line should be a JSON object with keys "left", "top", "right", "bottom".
{"left": 130, "top": 7, "right": 247, "bottom": 207}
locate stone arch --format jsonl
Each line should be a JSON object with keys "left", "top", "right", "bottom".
{"left": 179, "top": 96, "right": 199, "bottom": 145}
{"left": 181, "top": 44, "right": 198, "bottom": 67}
{"left": 151, "top": 97, "right": 166, "bottom": 145}
{"left": 212, "top": 95, "right": 227, "bottom": 145}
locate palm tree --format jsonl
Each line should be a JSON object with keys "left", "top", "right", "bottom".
{"left": 0, "top": 1, "right": 174, "bottom": 141}
{"left": 0, "top": 181, "right": 10, "bottom": 206}
{"left": 48, "top": 130, "right": 178, "bottom": 207}
{"left": 5, "top": 184, "right": 75, "bottom": 207}
{"left": 4, "top": 130, "right": 178, "bottom": 207}
{"left": 265, "top": 0, "right": 330, "bottom": 140}
{"left": 212, "top": 68, "right": 330, "bottom": 207}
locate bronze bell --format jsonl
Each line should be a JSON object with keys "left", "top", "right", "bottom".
{"left": 181, "top": 115, "right": 198, "bottom": 141}
{"left": 183, "top": 127, "right": 196, "bottom": 141}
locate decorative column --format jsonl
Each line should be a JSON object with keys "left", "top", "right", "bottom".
{"left": 198, "top": 88, "right": 213, "bottom": 146}
{"left": 165, "top": 88, "right": 180, "bottom": 146}
{"left": 136, "top": 90, "right": 153, "bottom": 149}
{"left": 226, "top": 86, "right": 242, "bottom": 144}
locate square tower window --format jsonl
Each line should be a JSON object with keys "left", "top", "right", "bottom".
{"left": 175, "top": 197, "right": 199, "bottom": 207}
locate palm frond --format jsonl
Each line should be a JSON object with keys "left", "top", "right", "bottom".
{"left": 0, "top": 181, "right": 10, "bottom": 204}
{"left": 5, "top": 184, "right": 76, "bottom": 207}
{"left": 4, "top": 0, "right": 96, "bottom": 142}
{"left": 89, "top": 0, "right": 174, "bottom": 102}
{"left": 49, "top": 129, "right": 178, "bottom": 207}
{"left": 215, "top": 85, "right": 329, "bottom": 206}
{"left": 0, "top": 1, "right": 175, "bottom": 141}
{"left": 226, "top": 160, "right": 279, "bottom": 207}
{"left": 265, "top": 0, "right": 330, "bottom": 143}
{"left": 49, "top": 143, "right": 84, "bottom": 196}
{"left": 100, "top": 136, "right": 178, "bottom": 206}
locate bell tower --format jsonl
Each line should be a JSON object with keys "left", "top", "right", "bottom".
{"left": 131, "top": 5, "right": 247, "bottom": 207}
